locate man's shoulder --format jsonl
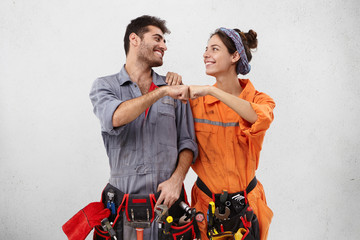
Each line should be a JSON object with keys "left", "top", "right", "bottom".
{"left": 94, "top": 71, "right": 130, "bottom": 88}
{"left": 96, "top": 72, "right": 119, "bottom": 83}
{"left": 152, "top": 71, "right": 167, "bottom": 86}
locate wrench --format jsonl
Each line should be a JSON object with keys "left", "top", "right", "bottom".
{"left": 214, "top": 206, "right": 230, "bottom": 221}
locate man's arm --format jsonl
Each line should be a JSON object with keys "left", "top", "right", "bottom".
{"left": 156, "top": 149, "right": 193, "bottom": 208}
{"left": 113, "top": 85, "right": 189, "bottom": 127}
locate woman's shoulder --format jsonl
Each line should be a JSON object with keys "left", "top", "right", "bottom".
{"left": 240, "top": 78, "right": 275, "bottom": 107}
{"left": 252, "top": 91, "right": 276, "bottom": 110}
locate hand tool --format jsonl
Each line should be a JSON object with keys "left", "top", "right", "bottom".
{"left": 242, "top": 206, "right": 254, "bottom": 228}
{"left": 125, "top": 221, "right": 150, "bottom": 240}
{"left": 155, "top": 204, "right": 169, "bottom": 223}
{"left": 219, "top": 190, "right": 228, "bottom": 214}
{"left": 135, "top": 228, "right": 144, "bottom": 240}
{"left": 179, "top": 201, "right": 196, "bottom": 221}
{"left": 214, "top": 206, "right": 230, "bottom": 221}
{"left": 125, "top": 208, "right": 151, "bottom": 240}
{"left": 245, "top": 207, "right": 254, "bottom": 223}
{"left": 163, "top": 216, "right": 173, "bottom": 239}
{"left": 234, "top": 228, "right": 247, "bottom": 240}
{"left": 101, "top": 218, "right": 117, "bottom": 240}
{"left": 208, "top": 201, "right": 215, "bottom": 227}
{"left": 106, "top": 189, "right": 116, "bottom": 217}
{"left": 210, "top": 231, "right": 233, "bottom": 240}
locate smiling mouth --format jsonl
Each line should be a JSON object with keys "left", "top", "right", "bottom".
{"left": 154, "top": 50, "right": 163, "bottom": 58}
{"left": 205, "top": 62, "right": 215, "bottom": 66}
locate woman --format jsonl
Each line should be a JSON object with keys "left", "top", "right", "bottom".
{"left": 189, "top": 28, "right": 275, "bottom": 240}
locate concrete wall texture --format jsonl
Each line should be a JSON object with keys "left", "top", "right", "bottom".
{"left": 1, "top": 0, "right": 359, "bottom": 239}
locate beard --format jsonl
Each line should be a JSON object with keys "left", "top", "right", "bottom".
{"left": 138, "top": 41, "right": 163, "bottom": 68}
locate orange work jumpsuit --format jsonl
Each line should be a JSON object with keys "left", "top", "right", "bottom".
{"left": 190, "top": 79, "right": 275, "bottom": 240}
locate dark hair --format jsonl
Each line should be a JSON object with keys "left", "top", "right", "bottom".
{"left": 123, "top": 15, "right": 170, "bottom": 55}
{"left": 212, "top": 29, "right": 258, "bottom": 62}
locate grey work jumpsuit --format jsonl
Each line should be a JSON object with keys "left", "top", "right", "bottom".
{"left": 90, "top": 66, "right": 197, "bottom": 240}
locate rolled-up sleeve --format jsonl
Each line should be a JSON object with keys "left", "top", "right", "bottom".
{"left": 89, "top": 78, "right": 124, "bottom": 135}
{"left": 240, "top": 92, "right": 275, "bottom": 138}
{"left": 175, "top": 100, "right": 198, "bottom": 163}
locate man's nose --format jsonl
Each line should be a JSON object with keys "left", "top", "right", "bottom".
{"left": 160, "top": 40, "right": 167, "bottom": 51}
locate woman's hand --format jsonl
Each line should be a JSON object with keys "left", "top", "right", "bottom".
{"left": 189, "top": 85, "right": 211, "bottom": 99}
{"left": 166, "top": 72, "right": 182, "bottom": 85}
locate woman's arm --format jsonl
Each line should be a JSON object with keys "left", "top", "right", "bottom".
{"left": 189, "top": 85, "right": 258, "bottom": 124}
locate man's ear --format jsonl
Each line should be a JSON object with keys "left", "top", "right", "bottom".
{"left": 232, "top": 51, "right": 241, "bottom": 63}
{"left": 129, "top": 32, "right": 140, "bottom": 47}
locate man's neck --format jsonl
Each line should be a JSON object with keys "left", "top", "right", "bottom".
{"left": 125, "top": 58, "right": 153, "bottom": 95}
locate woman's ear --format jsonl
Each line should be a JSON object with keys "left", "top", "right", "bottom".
{"left": 232, "top": 51, "right": 241, "bottom": 63}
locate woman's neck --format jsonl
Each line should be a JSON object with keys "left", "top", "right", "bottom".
{"left": 215, "top": 72, "right": 243, "bottom": 96}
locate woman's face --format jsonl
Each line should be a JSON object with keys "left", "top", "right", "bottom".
{"left": 203, "top": 34, "right": 237, "bottom": 77}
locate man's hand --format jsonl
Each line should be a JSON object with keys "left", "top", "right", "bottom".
{"left": 166, "top": 72, "right": 182, "bottom": 85}
{"left": 164, "top": 85, "right": 189, "bottom": 104}
{"left": 155, "top": 176, "right": 182, "bottom": 209}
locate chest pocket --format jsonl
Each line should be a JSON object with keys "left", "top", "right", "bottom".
{"left": 156, "top": 97, "right": 177, "bottom": 148}
{"left": 194, "top": 120, "right": 221, "bottom": 169}
{"left": 159, "top": 98, "right": 176, "bottom": 117}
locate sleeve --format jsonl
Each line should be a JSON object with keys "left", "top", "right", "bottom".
{"left": 89, "top": 78, "right": 125, "bottom": 135}
{"left": 175, "top": 100, "right": 199, "bottom": 163}
{"left": 240, "top": 91, "right": 275, "bottom": 139}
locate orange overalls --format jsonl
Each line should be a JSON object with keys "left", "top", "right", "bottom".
{"left": 190, "top": 79, "right": 275, "bottom": 240}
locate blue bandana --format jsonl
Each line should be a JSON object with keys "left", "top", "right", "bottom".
{"left": 219, "top": 27, "right": 251, "bottom": 75}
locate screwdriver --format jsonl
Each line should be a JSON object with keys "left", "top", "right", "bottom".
{"left": 163, "top": 215, "right": 173, "bottom": 239}
{"left": 208, "top": 201, "right": 215, "bottom": 227}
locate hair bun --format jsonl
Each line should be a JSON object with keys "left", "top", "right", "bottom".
{"left": 245, "top": 30, "right": 258, "bottom": 49}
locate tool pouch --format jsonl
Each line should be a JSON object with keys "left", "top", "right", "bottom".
{"left": 196, "top": 177, "right": 259, "bottom": 240}
{"left": 158, "top": 189, "right": 202, "bottom": 240}
{"left": 125, "top": 193, "right": 157, "bottom": 223}
{"left": 93, "top": 184, "right": 127, "bottom": 240}
{"left": 209, "top": 201, "right": 260, "bottom": 240}
{"left": 93, "top": 184, "right": 202, "bottom": 240}
{"left": 159, "top": 219, "right": 200, "bottom": 240}
{"left": 93, "top": 184, "right": 160, "bottom": 240}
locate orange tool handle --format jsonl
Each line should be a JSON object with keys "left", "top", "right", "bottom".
{"left": 136, "top": 228, "right": 144, "bottom": 240}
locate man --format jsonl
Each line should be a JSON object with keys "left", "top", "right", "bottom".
{"left": 89, "top": 15, "right": 197, "bottom": 239}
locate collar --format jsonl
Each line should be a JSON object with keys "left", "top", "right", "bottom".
{"left": 116, "top": 65, "right": 132, "bottom": 85}
{"left": 116, "top": 65, "right": 167, "bottom": 86}
{"left": 204, "top": 79, "right": 255, "bottom": 104}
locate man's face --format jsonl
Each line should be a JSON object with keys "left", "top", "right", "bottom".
{"left": 137, "top": 25, "right": 167, "bottom": 67}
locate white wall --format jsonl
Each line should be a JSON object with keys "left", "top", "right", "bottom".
{"left": 1, "top": 0, "right": 359, "bottom": 239}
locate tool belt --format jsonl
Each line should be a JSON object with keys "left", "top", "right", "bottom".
{"left": 93, "top": 183, "right": 201, "bottom": 240}
{"left": 196, "top": 177, "right": 260, "bottom": 240}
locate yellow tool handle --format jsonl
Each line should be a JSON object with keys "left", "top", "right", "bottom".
{"left": 210, "top": 201, "right": 215, "bottom": 214}
{"left": 164, "top": 216, "right": 173, "bottom": 235}
{"left": 234, "top": 228, "right": 247, "bottom": 240}
{"left": 166, "top": 216, "right": 173, "bottom": 223}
